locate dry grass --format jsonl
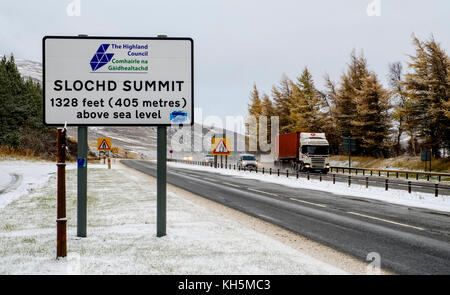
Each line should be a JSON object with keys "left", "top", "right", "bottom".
{"left": 331, "top": 155, "right": 450, "bottom": 172}
{"left": 0, "top": 145, "right": 39, "bottom": 160}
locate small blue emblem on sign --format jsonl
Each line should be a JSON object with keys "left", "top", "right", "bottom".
{"left": 77, "top": 158, "right": 87, "bottom": 168}
{"left": 170, "top": 111, "right": 188, "bottom": 124}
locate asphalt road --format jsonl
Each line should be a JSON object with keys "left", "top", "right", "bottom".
{"left": 122, "top": 160, "right": 450, "bottom": 274}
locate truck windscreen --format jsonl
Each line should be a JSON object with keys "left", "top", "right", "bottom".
{"left": 302, "top": 145, "right": 329, "bottom": 155}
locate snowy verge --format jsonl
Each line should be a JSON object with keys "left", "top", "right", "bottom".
{"left": 0, "top": 160, "right": 55, "bottom": 210}
{"left": 168, "top": 162, "right": 450, "bottom": 213}
{"left": 0, "top": 163, "right": 346, "bottom": 274}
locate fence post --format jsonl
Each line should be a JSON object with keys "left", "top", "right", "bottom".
{"left": 435, "top": 184, "right": 438, "bottom": 197}
{"left": 333, "top": 174, "right": 336, "bottom": 184}
{"left": 396, "top": 172, "right": 399, "bottom": 178}
{"left": 56, "top": 128, "right": 67, "bottom": 258}
{"left": 296, "top": 171, "right": 299, "bottom": 179}
{"left": 262, "top": 167, "right": 264, "bottom": 174}
{"left": 427, "top": 174, "right": 430, "bottom": 181}
{"left": 408, "top": 181, "right": 411, "bottom": 193}
{"left": 365, "top": 177, "right": 368, "bottom": 188}
{"left": 385, "top": 179, "right": 389, "bottom": 191}
{"left": 286, "top": 170, "right": 289, "bottom": 178}
{"left": 406, "top": 173, "right": 408, "bottom": 180}
{"left": 307, "top": 172, "right": 310, "bottom": 180}
{"left": 348, "top": 175, "right": 351, "bottom": 186}
{"left": 277, "top": 169, "right": 280, "bottom": 176}
{"left": 319, "top": 172, "right": 322, "bottom": 182}
{"left": 416, "top": 173, "right": 418, "bottom": 181}
{"left": 270, "top": 168, "right": 272, "bottom": 175}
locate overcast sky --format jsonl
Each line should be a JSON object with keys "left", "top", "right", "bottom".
{"left": 1, "top": 0, "right": 449, "bottom": 122}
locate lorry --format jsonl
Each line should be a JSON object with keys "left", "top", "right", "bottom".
{"left": 274, "top": 132, "right": 330, "bottom": 173}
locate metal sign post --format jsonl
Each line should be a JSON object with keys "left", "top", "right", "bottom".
{"left": 157, "top": 126, "right": 167, "bottom": 237}
{"left": 77, "top": 126, "right": 88, "bottom": 237}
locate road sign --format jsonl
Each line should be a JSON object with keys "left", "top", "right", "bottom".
{"left": 111, "top": 147, "right": 119, "bottom": 154}
{"left": 421, "top": 150, "right": 431, "bottom": 161}
{"left": 97, "top": 137, "right": 111, "bottom": 151}
{"left": 43, "top": 36, "right": 194, "bottom": 126}
{"left": 212, "top": 137, "right": 231, "bottom": 155}
{"left": 343, "top": 137, "right": 357, "bottom": 152}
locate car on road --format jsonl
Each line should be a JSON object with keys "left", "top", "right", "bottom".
{"left": 204, "top": 154, "right": 214, "bottom": 163}
{"left": 237, "top": 154, "right": 258, "bottom": 169}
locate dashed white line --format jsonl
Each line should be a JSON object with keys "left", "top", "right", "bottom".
{"left": 247, "top": 188, "right": 279, "bottom": 197}
{"left": 223, "top": 182, "right": 242, "bottom": 188}
{"left": 289, "top": 198, "right": 327, "bottom": 208}
{"left": 347, "top": 211, "right": 425, "bottom": 231}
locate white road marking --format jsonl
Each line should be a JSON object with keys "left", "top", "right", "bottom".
{"left": 347, "top": 211, "right": 425, "bottom": 231}
{"left": 289, "top": 198, "right": 327, "bottom": 208}
{"left": 223, "top": 182, "right": 242, "bottom": 188}
{"left": 247, "top": 188, "right": 279, "bottom": 197}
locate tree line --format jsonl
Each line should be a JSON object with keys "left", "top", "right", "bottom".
{"left": 247, "top": 35, "right": 450, "bottom": 158}
{"left": 0, "top": 55, "right": 77, "bottom": 159}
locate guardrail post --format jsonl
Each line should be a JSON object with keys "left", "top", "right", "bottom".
{"left": 370, "top": 170, "right": 373, "bottom": 176}
{"left": 356, "top": 169, "right": 358, "bottom": 175}
{"left": 439, "top": 175, "right": 441, "bottom": 182}
{"left": 396, "top": 172, "right": 399, "bottom": 178}
{"left": 387, "top": 171, "right": 390, "bottom": 178}
{"left": 348, "top": 175, "right": 351, "bottom": 186}
{"left": 262, "top": 167, "right": 264, "bottom": 174}
{"left": 270, "top": 168, "right": 272, "bottom": 175}
{"left": 255, "top": 167, "right": 258, "bottom": 173}
{"left": 385, "top": 179, "right": 389, "bottom": 191}
{"left": 365, "top": 177, "right": 369, "bottom": 188}
{"left": 435, "top": 184, "right": 438, "bottom": 197}
{"left": 277, "top": 169, "right": 280, "bottom": 176}
{"left": 379, "top": 171, "right": 381, "bottom": 177}
{"left": 307, "top": 172, "right": 310, "bottom": 180}
{"left": 319, "top": 172, "right": 322, "bottom": 182}
{"left": 296, "top": 171, "right": 299, "bottom": 179}
{"left": 333, "top": 174, "right": 336, "bottom": 184}
{"left": 363, "top": 170, "right": 365, "bottom": 176}
{"left": 416, "top": 173, "right": 418, "bottom": 181}
{"left": 427, "top": 174, "right": 430, "bottom": 181}
{"left": 286, "top": 170, "right": 289, "bottom": 178}
{"left": 406, "top": 173, "right": 408, "bottom": 180}
{"left": 408, "top": 181, "right": 411, "bottom": 193}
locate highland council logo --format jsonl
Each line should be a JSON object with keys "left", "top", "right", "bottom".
{"left": 90, "top": 44, "right": 114, "bottom": 71}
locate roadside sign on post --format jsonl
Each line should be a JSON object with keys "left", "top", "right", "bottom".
{"left": 43, "top": 36, "right": 194, "bottom": 126}
{"left": 211, "top": 137, "right": 231, "bottom": 156}
{"left": 111, "top": 147, "right": 119, "bottom": 154}
{"left": 421, "top": 150, "right": 431, "bottom": 161}
{"left": 97, "top": 137, "right": 112, "bottom": 151}
{"left": 43, "top": 35, "right": 193, "bottom": 240}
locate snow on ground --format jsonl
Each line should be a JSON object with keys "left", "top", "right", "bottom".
{"left": 168, "top": 162, "right": 450, "bottom": 213}
{"left": 0, "top": 161, "right": 346, "bottom": 274}
{"left": 0, "top": 160, "right": 55, "bottom": 210}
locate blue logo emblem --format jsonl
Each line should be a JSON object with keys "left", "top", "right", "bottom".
{"left": 90, "top": 44, "right": 114, "bottom": 71}
{"left": 170, "top": 111, "right": 188, "bottom": 124}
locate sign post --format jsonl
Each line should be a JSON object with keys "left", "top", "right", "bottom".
{"left": 43, "top": 35, "right": 193, "bottom": 239}
{"left": 343, "top": 137, "right": 356, "bottom": 168}
{"left": 77, "top": 126, "right": 88, "bottom": 237}
{"left": 56, "top": 128, "right": 67, "bottom": 258}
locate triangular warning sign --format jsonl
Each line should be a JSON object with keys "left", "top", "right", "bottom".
{"left": 99, "top": 139, "right": 110, "bottom": 150}
{"left": 213, "top": 139, "right": 229, "bottom": 154}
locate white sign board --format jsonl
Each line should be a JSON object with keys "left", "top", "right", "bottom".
{"left": 43, "top": 36, "right": 193, "bottom": 126}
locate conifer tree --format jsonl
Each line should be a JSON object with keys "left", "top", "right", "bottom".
{"left": 402, "top": 36, "right": 450, "bottom": 157}
{"left": 352, "top": 73, "right": 391, "bottom": 157}
{"left": 272, "top": 75, "right": 294, "bottom": 134}
{"left": 289, "top": 67, "right": 324, "bottom": 132}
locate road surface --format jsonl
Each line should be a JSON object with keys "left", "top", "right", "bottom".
{"left": 122, "top": 160, "right": 450, "bottom": 274}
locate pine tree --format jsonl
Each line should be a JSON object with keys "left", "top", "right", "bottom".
{"left": 352, "top": 73, "right": 391, "bottom": 157}
{"left": 402, "top": 36, "right": 450, "bottom": 157}
{"left": 333, "top": 51, "right": 370, "bottom": 139}
{"left": 260, "top": 93, "right": 275, "bottom": 143}
{"left": 248, "top": 84, "right": 262, "bottom": 117}
{"left": 289, "top": 67, "right": 323, "bottom": 132}
{"left": 272, "top": 75, "right": 294, "bottom": 134}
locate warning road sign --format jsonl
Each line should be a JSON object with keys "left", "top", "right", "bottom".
{"left": 111, "top": 147, "right": 119, "bottom": 154}
{"left": 212, "top": 137, "right": 231, "bottom": 155}
{"left": 97, "top": 137, "right": 112, "bottom": 151}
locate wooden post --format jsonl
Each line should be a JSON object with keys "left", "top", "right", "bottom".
{"left": 56, "top": 128, "right": 67, "bottom": 258}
